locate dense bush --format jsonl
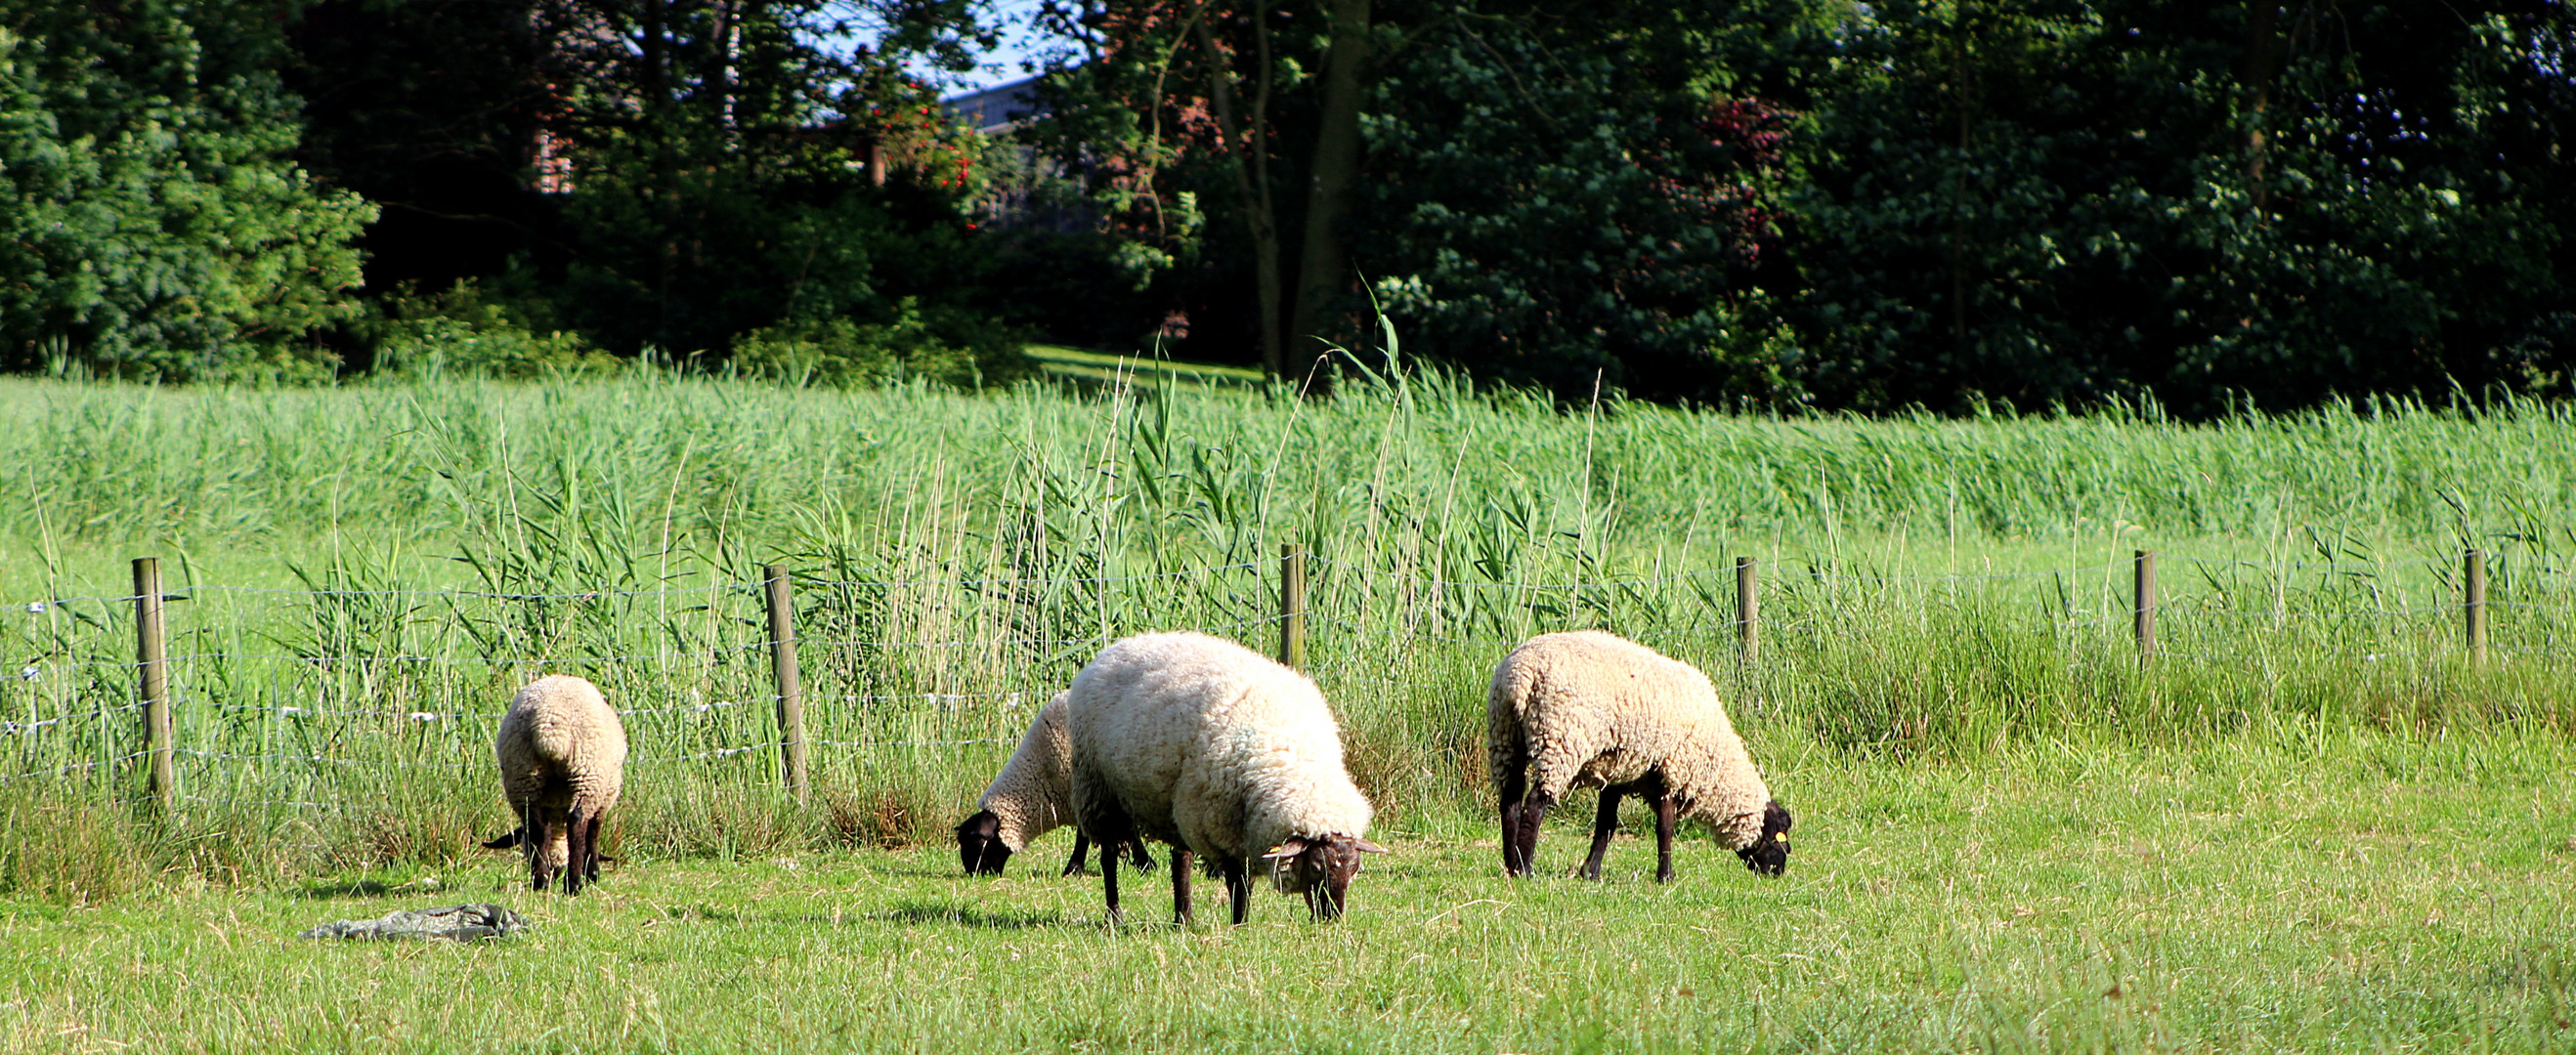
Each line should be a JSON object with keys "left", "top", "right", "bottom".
{"left": 369, "top": 283, "right": 622, "bottom": 380}
{"left": 1033, "top": 0, "right": 2575, "bottom": 413}
{"left": 0, "top": 3, "right": 372, "bottom": 380}
{"left": 732, "top": 297, "right": 1035, "bottom": 388}
{"left": 0, "top": 0, "right": 2566, "bottom": 411}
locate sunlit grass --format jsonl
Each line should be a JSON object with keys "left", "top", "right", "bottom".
{"left": 0, "top": 371, "right": 2571, "bottom": 895}
{"left": 2, "top": 730, "right": 2568, "bottom": 1053}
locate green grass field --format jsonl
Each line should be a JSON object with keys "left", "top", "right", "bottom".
{"left": 4, "top": 732, "right": 2569, "bottom": 1052}
{"left": 2, "top": 370, "right": 2574, "bottom": 1050}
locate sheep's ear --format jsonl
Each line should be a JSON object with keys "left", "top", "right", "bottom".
{"left": 481, "top": 827, "right": 523, "bottom": 850}
{"left": 1263, "top": 838, "right": 1310, "bottom": 860}
{"left": 1352, "top": 838, "right": 1391, "bottom": 855}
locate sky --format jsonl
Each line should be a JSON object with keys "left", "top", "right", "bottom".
{"left": 809, "top": 0, "right": 1059, "bottom": 99}
{"left": 945, "top": 0, "right": 1055, "bottom": 92}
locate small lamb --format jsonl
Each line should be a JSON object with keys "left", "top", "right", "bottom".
{"left": 1488, "top": 630, "right": 1791, "bottom": 882}
{"left": 1069, "top": 631, "right": 1386, "bottom": 926}
{"left": 483, "top": 674, "right": 628, "bottom": 894}
{"left": 956, "top": 691, "right": 1155, "bottom": 876}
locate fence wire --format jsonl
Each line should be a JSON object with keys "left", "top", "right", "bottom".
{"left": 5, "top": 548, "right": 2571, "bottom": 802}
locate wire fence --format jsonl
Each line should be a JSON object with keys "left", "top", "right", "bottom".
{"left": 6, "top": 546, "right": 2572, "bottom": 808}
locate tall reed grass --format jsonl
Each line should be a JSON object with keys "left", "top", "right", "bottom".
{"left": 3, "top": 370, "right": 2573, "bottom": 900}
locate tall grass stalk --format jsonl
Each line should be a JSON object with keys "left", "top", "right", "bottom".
{"left": 2, "top": 373, "right": 2572, "bottom": 898}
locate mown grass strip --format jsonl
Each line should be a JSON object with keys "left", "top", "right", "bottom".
{"left": 1024, "top": 344, "right": 1267, "bottom": 388}
{"left": 1, "top": 731, "right": 2567, "bottom": 1053}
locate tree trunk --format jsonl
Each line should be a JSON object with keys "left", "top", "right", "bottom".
{"left": 641, "top": 0, "right": 676, "bottom": 347}
{"left": 1195, "top": 7, "right": 1285, "bottom": 378}
{"left": 1290, "top": 0, "right": 1370, "bottom": 368}
{"left": 1948, "top": 5, "right": 1974, "bottom": 363}
{"left": 2239, "top": 3, "right": 2286, "bottom": 215}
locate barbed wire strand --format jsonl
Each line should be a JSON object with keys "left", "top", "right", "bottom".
{"left": 0, "top": 752, "right": 151, "bottom": 783}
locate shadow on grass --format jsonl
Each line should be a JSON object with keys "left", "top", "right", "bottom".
{"left": 876, "top": 901, "right": 1071, "bottom": 931}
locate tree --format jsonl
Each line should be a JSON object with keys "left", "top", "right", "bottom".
{"left": 286, "top": 0, "right": 561, "bottom": 298}
{"left": 1030, "top": 0, "right": 1838, "bottom": 397}
{"left": 1033, "top": 0, "right": 1392, "bottom": 378}
{"left": 1781, "top": 1, "right": 2575, "bottom": 413}
{"left": 0, "top": 0, "right": 374, "bottom": 379}
{"left": 524, "top": 0, "right": 1021, "bottom": 362}
{"left": 1354, "top": 1, "right": 1832, "bottom": 402}
{"left": 280, "top": 0, "right": 1032, "bottom": 375}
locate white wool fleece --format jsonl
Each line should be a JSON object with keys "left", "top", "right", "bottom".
{"left": 495, "top": 674, "right": 629, "bottom": 871}
{"left": 1069, "top": 632, "right": 1374, "bottom": 864}
{"left": 977, "top": 691, "right": 1079, "bottom": 852}
{"left": 1487, "top": 630, "right": 1775, "bottom": 850}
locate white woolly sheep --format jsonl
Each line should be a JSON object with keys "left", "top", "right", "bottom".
{"left": 955, "top": 691, "right": 1156, "bottom": 876}
{"left": 1069, "top": 631, "right": 1386, "bottom": 926}
{"left": 483, "top": 673, "right": 628, "bottom": 894}
{"left": 1488, "top": 630, "right": 1792, "bottom": 882}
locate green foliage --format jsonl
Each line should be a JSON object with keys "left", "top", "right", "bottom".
{"left": 0, "top": 4, "right": 373, "bottom": 380}
{"left": 1028, "top": 0, "right": 2574, "bottom": 413}
{"left": 369, "top": 283, "right": 621, "bottom": 380}
{"left": 1782, "top": 1, "right": 2575, "bottom": 413}
{"left": 518, "top": 0, "right": 1016, "bottom": 365}
{"left": 2, "top": 0, "right": 2566, "bottom": 409}
{"left": 279, "top": 0, "right": 1030, "bottom": 379}
{"left": 732, "top": 296, "right": 1036, "bottom": 387}
{"left": 1358, "top": 1, "right": 1831, "bottom": 403}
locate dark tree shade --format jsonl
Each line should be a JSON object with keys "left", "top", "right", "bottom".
{"left": 287, "top": 0, "right": 560, "bottom": 293}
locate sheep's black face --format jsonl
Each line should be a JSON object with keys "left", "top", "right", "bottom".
{"left": 1737, "top": 800, "right": 1793, "bottom": 877}
{"left": 1266, "top": 834, "right": 1390, "bottom": 920}
{"left": 956, "top": 811, "right": 1011, "bottom": 875}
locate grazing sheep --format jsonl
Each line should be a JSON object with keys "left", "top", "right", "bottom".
{"left": 483, "top": 674, "right": 627, "bottom": 894}
{"left": 956, "top": 691, "right": 1156, "bottom": 876}
{"left": 1488, "top": 630, "right": 1792, "bottom": 882}
{"left": 1069, "top": 631, "right": 1386, "bottom": 926}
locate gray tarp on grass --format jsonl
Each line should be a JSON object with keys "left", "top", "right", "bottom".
{"left": 300, "top": 904, "right": 528, "bottom": 941}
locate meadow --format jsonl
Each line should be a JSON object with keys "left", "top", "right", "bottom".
{"left": 1, "top": 366, "right": 2573, "bottom": 1050}
{"left": 3, "top": 732, "right": 2569, "bottom": 1052}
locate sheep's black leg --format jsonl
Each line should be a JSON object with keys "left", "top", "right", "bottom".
{"left": 1102, "top": 841, "right": 1125, "bottom": 926}
{"left": 1064, "top": 832, "right": 1093, "bottom": 876}
{"left": 563, "top": 806, "right": 587, "bottom": 896}
{"left": 525, "top": 801, "right": 549, "bottom": 891}
{"left": 1223, "top": 857, "right": 1252, "bottom": 926}
{"left": 1129, "top": 839, "right": 1156, "bottom": 872}
{"left": 1579, "top": 783, "right": 1627, "bottom": 881}
{"left": 1645, "top": 775, "right": 1679, "bottom": 884}
{"left": 1499, "top": 756, "right": 1530, "bottom": 877}
{"left": 1513, "top": 792, "right": 1554, "bottom": 877}
{"left": 1171, "top": 848, "right": 1195, "bottom": 928}
{"left": 584, "top": 813, "right": 605, "bottom": 882}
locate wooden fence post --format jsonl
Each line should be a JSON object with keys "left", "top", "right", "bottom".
{"left": 763, "top": 565, "right": 809, "bottom": 805}
{"left": 132, "top": 558, "right": 173, "bottom": 812}
{"left": 1279, "top": 544, "right": 1308, "bottom": 671}
{"left": 2465, "top": 548, "right": 2487, "bottom": 665}
{"left": 1735, "top": 557, "right": 1759, "bottom": 664}
{"left": 2132, "top": 550, "right": 2157, "bottom": 666}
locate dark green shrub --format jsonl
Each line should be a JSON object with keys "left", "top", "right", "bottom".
{"left": 732, "top": 297, "right": 1034, "bottom": 389}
